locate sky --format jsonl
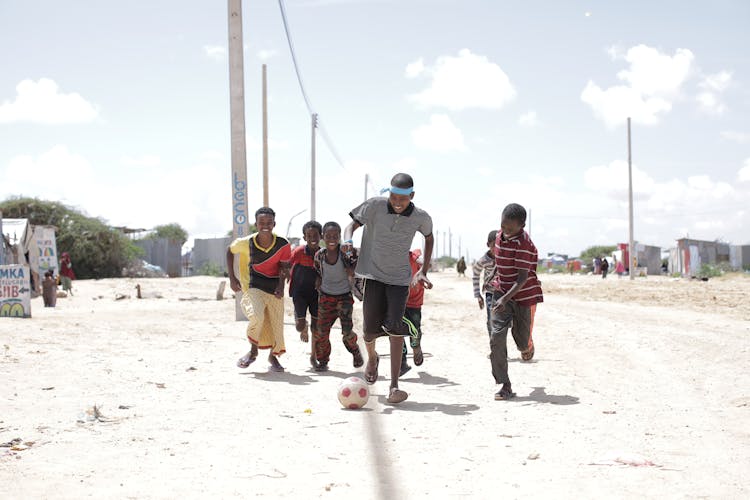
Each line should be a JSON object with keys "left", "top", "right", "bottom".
{"left": 1, "top": 0, "right": 749, "bottom": 261}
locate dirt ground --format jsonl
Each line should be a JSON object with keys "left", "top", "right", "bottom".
{"left": 1, "top": 270, "right": 749, "bottom": 499}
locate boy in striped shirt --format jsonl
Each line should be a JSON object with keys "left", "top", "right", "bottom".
{"left": 472, "top": 230, "right": 498, "bottom": 337}
{"left": 489, "top": 203, "right": 543, "bottom": 400}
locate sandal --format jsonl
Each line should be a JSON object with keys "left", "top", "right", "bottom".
{"left": 413, "top": 345, "right": 424, "bottom": 366}
{"left": 387, "top": 387, "right": 408, "bottom": 404}
{"left": 494, "top": 385, "right": 515, "bottom": 400}
{"left": 352, "top": 349, "right": 364, "bottom": 368}
{"left": 521, "top": 345, "right": 535, "bottom": 361}
{"left": 236, "top": 351, "right": 257, "bottom": 368}
{"left": 364, "top": 354, "right": 379, "bottom": 384}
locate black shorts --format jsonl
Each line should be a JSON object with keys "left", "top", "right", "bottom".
{"left": 362, "top": 279, "right": 409, "bottom": 342}
{"left": 292, "top": 289, "right": 319, "bottom": 320}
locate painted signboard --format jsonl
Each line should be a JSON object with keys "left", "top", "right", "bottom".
{"left": 0, "top": 264, "right": 31, "bottom": 318}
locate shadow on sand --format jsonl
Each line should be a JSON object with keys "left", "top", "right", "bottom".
{"left": 241, "top": 370, "right": 318, "bottom": 386}
{"left": 513, "top": 386, "right": 580, "bottom": 405}
{"left": 375, "top": 394, "right": 479, "bottom": 415}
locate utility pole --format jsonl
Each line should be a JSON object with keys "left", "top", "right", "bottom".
{"left": 627, "top": 117, "right": 635, "bottom": 281}
{"left": 442, "top": 231, "right": 446, "bottom": 257}
{"left": 364, "top": 173, "right": 368, "bottom": 201}
{"left": 262, "top": 63, "right": 269, "bottom": 206}
{"left": 458, "top": 235, "right": 462, "bottom": 260}
{"left": 449, "top": 228, "right": 453, "bottom": 258}
{"left": 228, "top": 0, "right": 250, "bottom": 320}
{"left": 311, "top": 113, "right": 317, "bottom": 220}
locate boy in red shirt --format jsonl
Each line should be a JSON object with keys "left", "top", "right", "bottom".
{"left": 489, "top": 203, "right": 543, "bottom": 400}
{"left": 400, "top": 249, "right": 430, "bottom": 375}
{"left": 288, "top": 221, "right": 323, "bottom": 368}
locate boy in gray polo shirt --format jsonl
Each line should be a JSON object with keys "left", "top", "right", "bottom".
{"left": 342, "top": 173, "right": 434, "bottom": 404}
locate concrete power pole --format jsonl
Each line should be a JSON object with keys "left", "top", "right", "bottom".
{"left": 228, "top": 0, "right": 251, "bottom": 320}
{"left": 262, "top": 63, "right": 269, "bottom": 206}
{"left": 627, "top": 117, "right": 635, "bottom": 281}
{"left": 311, "top": 113, "right": 317, "bottom": 220}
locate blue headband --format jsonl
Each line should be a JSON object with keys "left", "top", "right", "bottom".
{"left": 380, "top": 186, "right": 413, "bottom": 195}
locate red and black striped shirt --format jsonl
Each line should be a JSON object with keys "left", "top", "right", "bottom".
{"left": 489, "top": 230, "right": 543, "bottom": 306}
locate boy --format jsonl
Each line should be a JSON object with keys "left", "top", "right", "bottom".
{"left": 312, "top": 221, "right": 364, "bottom": 372}
{"left": 343, "top": 173, "right": 433, "bottom": 404}
{"left": 227, "top": 207, "right": 291, "bottom": 372}
{"left": 489, "top": 203, "right": 543, "bottom": 400}
{"left": 472, "top": 230, "right": 498, "bottom": 337}
{"left": 289, "top": 220, "right": 323, "bottom": 367}
{"left": 42, "top": 270, "right": 57, "bottom": 307}
{"left": 399, "top": 249, "right": 431, "bottom": 376}
{"left": 59, "top": 252, "right": 75, "bottom": 296}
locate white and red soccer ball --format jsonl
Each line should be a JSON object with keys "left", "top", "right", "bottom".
{"left": 337, "top": 376, "right": 369, "bottom": 409}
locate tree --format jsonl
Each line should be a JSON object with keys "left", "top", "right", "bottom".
{"left": 579, "top": 245, "right": 617, "bottom": 262}
{"left": 0, "top": 197, "right": 141, "bottom": 279}
{"left": 150, "top": 223, "right": 188, "bottom": 244}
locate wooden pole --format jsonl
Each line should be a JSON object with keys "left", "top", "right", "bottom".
{"left": 627, "top": 117, "right": 635, "bottom": 280}
{"left": 311, "top": 113, "right": 317, "bottom": 220}
{"left": 262, "top": 63, "right": 269, "bottom": 206}
{"left": 228, "top": 0, "right": 250, "bottom": 320}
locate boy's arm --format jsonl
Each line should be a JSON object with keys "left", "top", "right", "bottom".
{"left": 411, "top": 233, "right": 434, "bottom": 289}
{"left": 226, "top": 248, "right": 241, "bottom": 293}
{"left": 342, "top": 219, "right": 362, "bottom": 250}
{"left": 471, "top": 256, "right": 486, "bottom": 308}
{"left": 275, "top": 262, "right": 290, "bottom": 298}
{"left": 492, "top": 268, "right": 529, "bottom": 312}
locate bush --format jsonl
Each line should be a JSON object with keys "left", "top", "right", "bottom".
{"left": 197, "top": 261, "right": 225, "bottom": 277}
{"left": 0, "top": 197, "right": 141, "bottom": 279}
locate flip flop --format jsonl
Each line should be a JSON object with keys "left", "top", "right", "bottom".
{"left": 387, "top": 387, "right": 408, "bottom": 404}
{"left": 268, "top": 355, "right": 285, "bottom": 372}
{"left": 364, "top": 354, "right": 379, "bottom": 384}
{"left": 494, "top": 386, "right": 515, "bottom": 400}
{"left": 413, "top": 345, "right": 424, "bottom": 366}
{"left": 521, "top": 345, "right": 535, "bottom": 361}
{"left": 236, "top": 352, "right": 257, "bottom": 368}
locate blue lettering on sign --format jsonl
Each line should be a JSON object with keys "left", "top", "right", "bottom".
{"left": 0, "top": 267, "right": 25, "bottom": 279}
{"left": 233, "top": 172, "right": 247, "bottom": 235}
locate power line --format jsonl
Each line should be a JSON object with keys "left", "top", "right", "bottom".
{"left": 277, "top": 0, "right": 347, "bottom": 171}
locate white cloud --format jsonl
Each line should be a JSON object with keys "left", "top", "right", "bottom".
{"left": 405, "top": 58, "right": 424, "bottom": 79}
{"left": 2, "top": 145, "right": 93, "bottom": 202}
{"left": 581, "top": 82, "right": 671, "bottom": 128}
{"left": 739, "top": 159, "right": 750, "bottom": 183}
{"left": 120, "top": 155, "right": 161, "bottom": 168}
{"left": 411, "top": 114, "right": 466, "bottom": 152}
{"left": 408, "top": 49, "right": 516, "bottom": 111}
{"left": 257, "top": 49, "right": 277, "bottom": 61}
{"left": 203, "top": 45, "right": 227, "bottom": 61}
{"left": 0, "top": 78, "right": 98, "bottom": 124}
{"left": 581, "top": 45, "right": 694, "bottom": 127}
{"left": 696, "top": 71, "right": 732, "bottom": 114}
{"left": 245, "top": 135, "right": 290, "bottom": 152}
{"left": 518, "top": 110, "right": 539, "bottom": 127}
{"left": 720, "top": 131, "right": 750, "bottom": 144}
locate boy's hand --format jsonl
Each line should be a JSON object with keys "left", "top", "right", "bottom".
{"left": 492, "top": 298, "right": 507, "bottom": 313}
{"left": 477, "top": 296, "right": 485, "bottom": 309}
{"left": 411, "top": 270, "right": 433, "bottom": 289}
{"left": 274, "top": 285, "right": 284, "bottom": 298}
{"left": 229, "top": 277, "right": 241, "bottom": 293}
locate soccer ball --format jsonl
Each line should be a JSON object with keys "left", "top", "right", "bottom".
{"left": 337, "top": 376, "right": 369, "bottom": 409}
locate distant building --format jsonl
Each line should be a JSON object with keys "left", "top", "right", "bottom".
{"left": 669, "top": 238, "right": 731, "bottom": 276}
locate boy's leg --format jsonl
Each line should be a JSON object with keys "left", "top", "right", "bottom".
{"left": 292, "top": 295, "right": 309, "bottom": 342}
{"left": 384, "top": 284, "right": 410, "bottom": 403}
{"left": 485, "top": 292, "right": 494, "bottom": 337}
{"left": 265, "top": 293, "right": 287, "bottom": 372}
{"left": 489, "top": 294, "right": 513, "bottom": 386}
{"left": 337, "top": 295, "right": 364, "bottom": 368}
{"left": 237, "top": 289, "right": 263, "bottom": 367}
{"left": 508, "top": 302, "right": 533, "bottom": 361}
{"left": 362, "top": 279, "right": 386, "bottom": 384}
{"left": 314, "top": 294, "right": 336, "bottom": 370}
{"left": 404, "top": 308, "right": 423, "bottom": 366}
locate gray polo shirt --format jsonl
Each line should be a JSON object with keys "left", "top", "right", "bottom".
{"left": 349, "top": 196, "right": 432, "bottom": 286}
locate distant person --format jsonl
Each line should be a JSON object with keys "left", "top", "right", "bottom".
{"left": 472, "top": 230, "right": 498, "bottom": 338}
{"left": 593, "top": 256, "right": 602, "bottom": 275}
{"left": 601, "top": 256, "right": 609, "bottom": 279}
{"left": 42, "top": 270, "right": 57, "bottom": 307}
{"left": 342, "top": 172, "right": 433, "bottom": 404}
{"left": 311, "top": 221, "right": 364, "bottom": 372}
{"left": 615, "top": 258, "right": 625, "bottom": 277}
{"left": 288, "top": 220, "right": 323, "bottom": 367}
{"left": 489, "top": 203, "right": 543, "bottom": 401}
{"left": 227, "top": 207, "right": 291, "bottom": 372}
{"left": 456, "top": 257, "right": 467, "bottom": 277}
{"left": 399, "top": 249, "right": 431, "bottom": 376}
{"left": 59, "top": 252, "right": 76, "bottom": 296}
